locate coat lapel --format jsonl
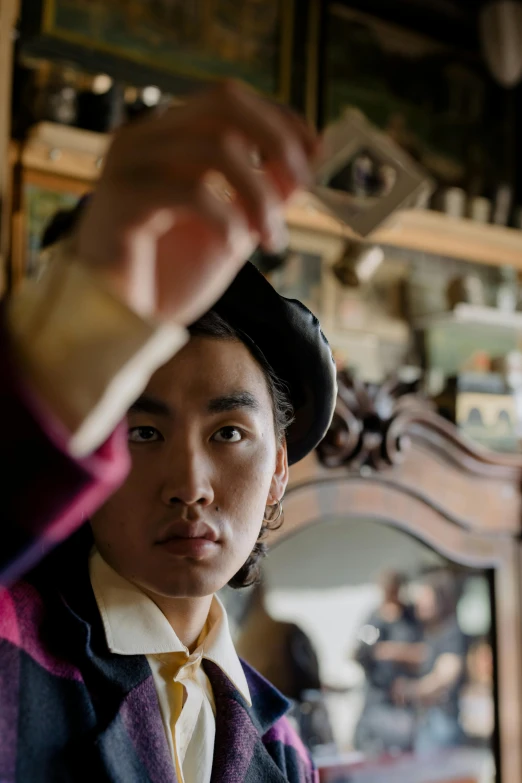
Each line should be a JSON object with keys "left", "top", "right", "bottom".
{"left": 205, "top": 659, "right": 291, "bottom": 783}
{"left": 44, "top": 532, "right": 177, "bottom": 783}
{"left": 95, "top": 674, "right": 177, "bottom": 783}
{"left": 36, "top": 531, "right": 295, "bottom": 783}
{"left": 72, "top": 599, "right": 176, "bottom": 783}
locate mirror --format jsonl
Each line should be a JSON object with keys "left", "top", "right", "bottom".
{"left": 221, "top": 517, "right": 496, "bottom": 783}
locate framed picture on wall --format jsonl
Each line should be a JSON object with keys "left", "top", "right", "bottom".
{"left": 314, "top": 3, "right": 502, "bottom": 188}
{"left": 20, "top": 0, "right": 294, "bottom": 99}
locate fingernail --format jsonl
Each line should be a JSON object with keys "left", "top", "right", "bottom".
{"left": 267, "top": 215, "right": 289, "bottom": 253}
{"left": 290, "top": 148, "right": 312, "bottom": 188}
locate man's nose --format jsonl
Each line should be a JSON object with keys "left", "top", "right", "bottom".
{"left": 160, "top": 442, "right": 214, "bottom": 509}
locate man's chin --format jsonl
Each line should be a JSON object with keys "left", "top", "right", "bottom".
{"left": 140, "top": 567, "right": 226, "bottom": 600}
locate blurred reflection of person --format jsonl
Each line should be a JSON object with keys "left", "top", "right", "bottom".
{"left": 236, "top": 586, "right": 335, "bottom": 753}
{"left": 393, "top": 573, "right": 467, "bottom": 753}
{"left": 354, "top": 571, "right": 425, "bottom": 755}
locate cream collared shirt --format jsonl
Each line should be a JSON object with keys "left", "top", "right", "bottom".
{"left": 89, "top": 550, "right": 251, "bottom": 783}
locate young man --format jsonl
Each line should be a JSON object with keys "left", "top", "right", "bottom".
{"left": 0, "top": 82, "right": 336, "bottom": 782}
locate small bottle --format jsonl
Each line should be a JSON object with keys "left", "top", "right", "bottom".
{"left": 492, "top": 183, "right": 513, "bottom": 226}
{"left": 77, "top": 74, "right": 125, "bottom": 133}
{"left": 497, "top": 266, "right": 518, "bottom": 312}
{"left": 36, "top": 62, "right": 79, "bottom": 126}
{"left": 468, "top": 196, "right": 491, "bottom": 223}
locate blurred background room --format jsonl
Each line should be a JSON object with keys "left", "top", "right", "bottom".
{"left": 2, "top": 1, "right": 522, "bottom": 781}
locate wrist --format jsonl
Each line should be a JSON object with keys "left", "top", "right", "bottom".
{"left": 69, "top": 229, "right": 159, "bottom": 322}
{"left": 8, "top": 248, "right": 187, "bottom": 456}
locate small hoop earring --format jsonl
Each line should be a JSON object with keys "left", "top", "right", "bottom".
{"left": 264, "top": 499, "right": 283, "bottom": 523}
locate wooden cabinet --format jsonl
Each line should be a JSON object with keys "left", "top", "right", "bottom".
{"left": 8, "top": 122, "right": 107, "bottom": 285}
{"left": 278, "top": 373, "right": 522, "bottom": 782}
{"left": 0, "top": 0, "right": 20, "bottom": 294}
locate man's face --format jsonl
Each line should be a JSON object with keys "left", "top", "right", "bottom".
{"left": 91, "top": 336, "right": 288, "bottom": 598}
{"left": 414, "top": 585, "right": 438, "bottom": 622}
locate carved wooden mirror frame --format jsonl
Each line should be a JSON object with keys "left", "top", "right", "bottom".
{"left": 272, "top": 372, "right": 522, "bottom": 782}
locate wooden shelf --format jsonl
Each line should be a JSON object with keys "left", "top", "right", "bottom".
{"left": 17, "top": 123, "right": 522, "bottom": 270}
{"left": 285, "top": 192, "right": 522, "bottom": 270}
{"left": 416, "top": 304, "right": 522, "bottom": 331}
{"left": 22, "top": 122, "right": 109, "bottom": 182}
{"left": 375, "top": 209, "right": 522, "bottom": 269}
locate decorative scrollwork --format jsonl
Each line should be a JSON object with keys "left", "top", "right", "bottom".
{"left": 316, "top": 370, "right": 433, "bottom": 470}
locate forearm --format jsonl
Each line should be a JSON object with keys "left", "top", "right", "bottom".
{"left": 8, "top": 243, "right": 186, "bottom": 458}
{"left": 406, "top": 655, "right": 462, "bottom": 705}
{"left": 0, "top": 302, "right": 127, "bottom": 584}
{"left": 374, "top": 641, "right": 426, "bottom": 666}
{"left": 414, "top": 673, "right": 451, "bottom": 704}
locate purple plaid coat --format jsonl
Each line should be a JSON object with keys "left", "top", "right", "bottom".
{"left": 0, "top": 310, "right": 317, "bottom": 782}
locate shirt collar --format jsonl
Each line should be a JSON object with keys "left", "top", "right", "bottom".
{"left": 89, "top": 549, "right": 251, "bottom": 705}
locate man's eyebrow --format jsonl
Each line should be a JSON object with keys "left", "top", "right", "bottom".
{"left": 207, "top": 392, "right": 260, "bottom": 414}
{"left": 128, "top": 394, "right": 172, "bottom": 417}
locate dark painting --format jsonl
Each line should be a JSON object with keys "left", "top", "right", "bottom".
{"left": 24, "top": 182, "right": 80, "bottom": 277}
{"left": 22, "top": 0, "right": 293, "bottom": 98}
{"left": 322, "top": 4, "right": 504, "bottom": 188}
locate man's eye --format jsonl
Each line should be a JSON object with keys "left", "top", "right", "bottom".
{"left": 212, "top": 426, "right": 243, "bottom": 443}
{"left": 128, "top": 426, "right": 162, "bottom": 444}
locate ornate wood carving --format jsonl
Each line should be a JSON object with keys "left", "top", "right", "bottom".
{"left": 317, "top": 370, "right": 432, "bottom": 469}
{"left": 317, "top": 370, "right": 522, "bottom": 479}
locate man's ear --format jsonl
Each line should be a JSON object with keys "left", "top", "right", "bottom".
{"left": 267, "top": 439, "right": 289, "bottom": 505}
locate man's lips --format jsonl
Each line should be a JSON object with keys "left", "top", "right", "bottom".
{"left": 156, "top": 520, "right": 220, "bottom": 558}
{"left": 156, "top": 520, "right": 219, "bottom": 544}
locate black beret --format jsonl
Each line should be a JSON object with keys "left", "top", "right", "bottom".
{"left": 42, "top": 199, "right": 337, "bottom": 465}
{"left": 212, "top": 263, "right": 336, "bottom": 464}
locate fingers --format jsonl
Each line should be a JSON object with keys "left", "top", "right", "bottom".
{"left": 99, "top": 80, "right": 316, "bottom": 259}
{"left": 205, "top": 133, "right": 288, "bottom": 252}
{"left": 175, "top": 181, "right": 256, "bottom": 266}
{"left": 107, "top": 134, "right": 288, "bottom": 253}
{"left": 154, "top": 184, "right": 256, "bottom": 321}
{"left": 151, "top": 81, "right": 317, "bottom": 198}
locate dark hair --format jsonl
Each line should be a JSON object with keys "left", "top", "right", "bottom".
{"left": 380, "top": 570, "right": 407, "bottom": 592}
{"left": 189, "top": 310, "right": 294, "bottom": 589}
{"left": 420, "top": 569, "right": 458, "bottom": 622}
